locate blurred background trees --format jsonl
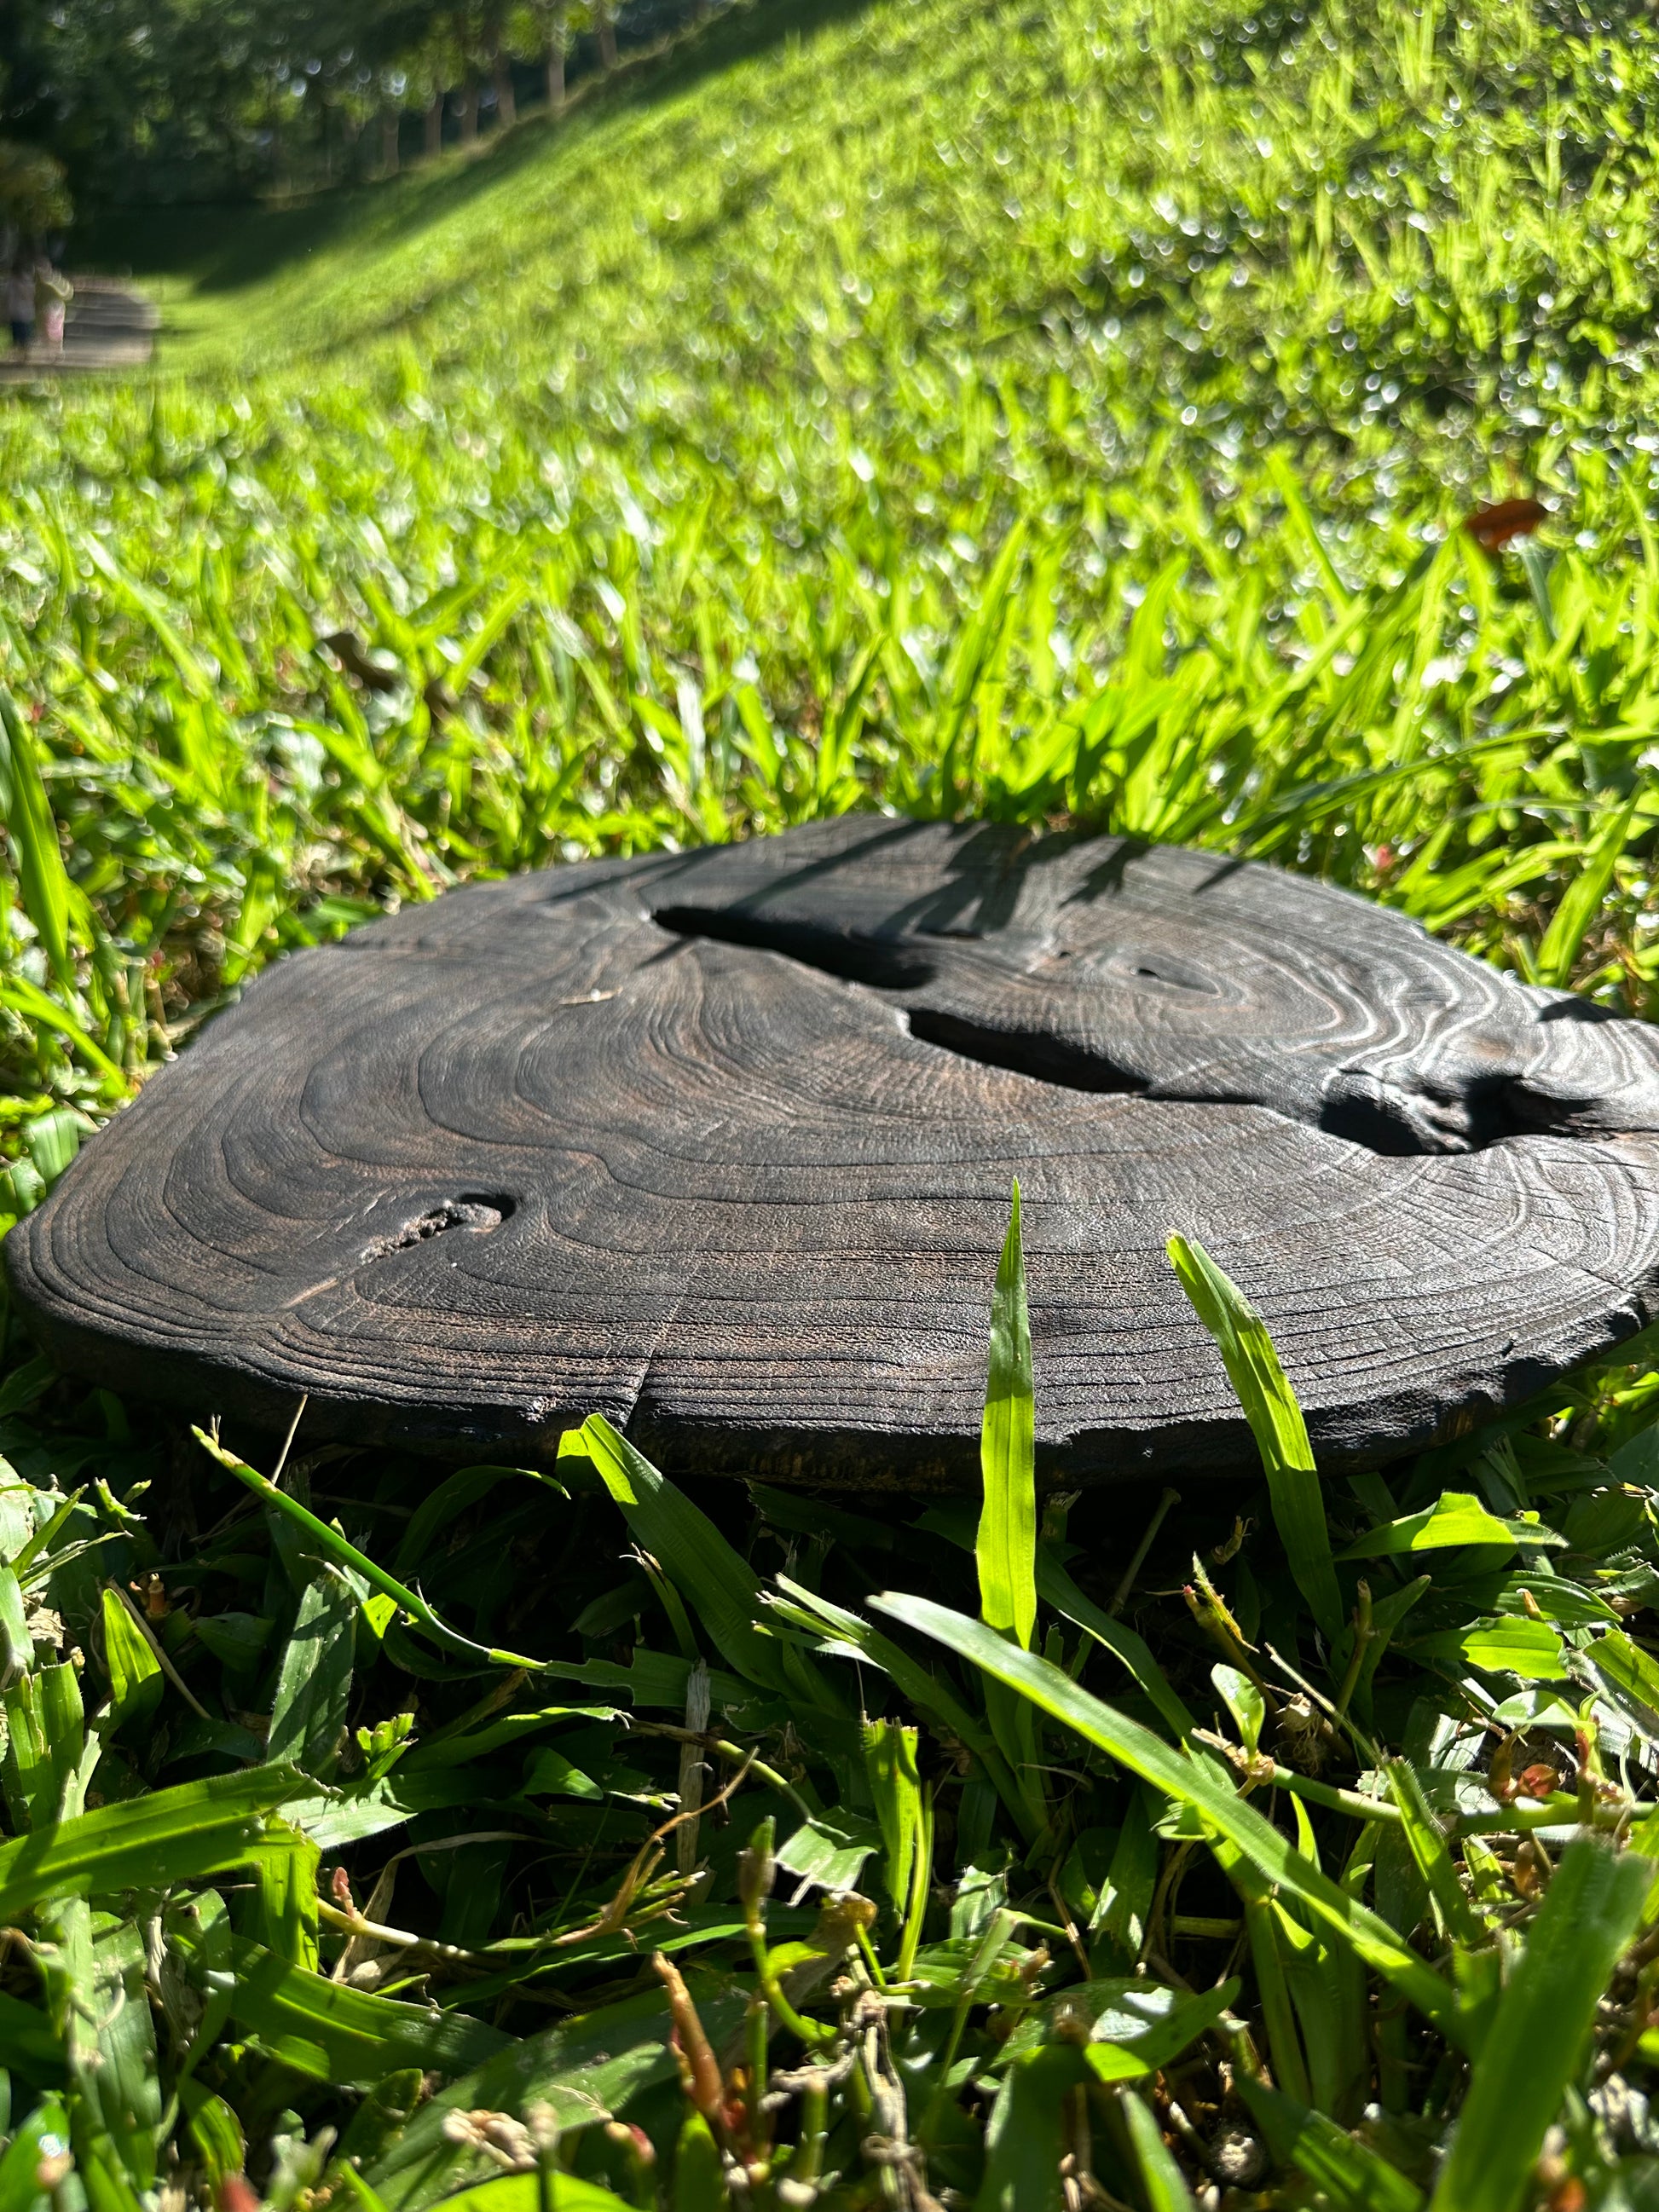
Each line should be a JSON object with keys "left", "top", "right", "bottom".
{"left": 0, "top": 138, "right": 72, "bottom": 240}
{"left": 0, "top": 0, "right": 704, "bottom": 217}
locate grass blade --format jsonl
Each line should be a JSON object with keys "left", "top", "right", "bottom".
{"left": 1429, "top": 1838, "right": 1651, "bottom": 2211}
{"left": 977, "top": 1182, "right": 1036, "bottom": 1651}
{"left": 0, "top": 685, "right": 78, "bottom": 994}
{"left": 1235, "top": 2074, "right": 1424, "bottom": 2211}
{"left": 1036, "top": 1548, "right": 1195, "bottom": 1740}
{"left": 268, "top": 1568, "right": 358, "bottom": 1783}
{"left": 862, "top": 1716, "right": 922, "bottom": 1921}
{"left": 1165, "top": 1234, "right": 1343, "bottom": 1646}
{"left": 0, "top": 1764, "right": 307, "bottom": 1922}
{"left": 0, "top": 977, "right": 125, "bottom": 1085}
{"left": 1077, "top": 1977, "right": 1241, "bottom": 2082}
{"left": 566, "top": 1413, "right": 789, "bottom": 1693}
{"left": 1535, "top": 794, "right": 1639, "bottom": 988}
{"left": 1334, "top": 1492, "right": 1564, "bottom": 1560}
{"left": 1384, "top": 1759, "right": 1487, "bottom": 1951}
{"left": 915, "top": 1502, "right": 1195, "bottom": 1737}
{"left": 975, "top": 2042, "right": 1087, "bottom": 2212}
{"left": 194, "top": 1427, "right": 541, "bottom": 1671}
{"left": 366, "top": 1987, "right": 745, "bottom": 2207}
{"left": 876, "top": 1592, "right": 1461, "bottom": 2039}
{"left": 1119, "top": 2088, "right": 1199, "bottom": 2211}
{"left": 167, "top": 1929, "right": 508, "bottom": 2088}
{"left": 403, "top": 2178, "right": 635, "bottom": 2212}
{"left": 767, "top": 1574, "right": 1038, "bottom": 1841}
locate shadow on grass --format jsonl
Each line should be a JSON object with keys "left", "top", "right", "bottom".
{"left": 78, "top": 0, "right": 876, "bottom": 305}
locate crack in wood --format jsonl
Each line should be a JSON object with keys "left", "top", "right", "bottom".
{"left": 653, "top": 903, "right": 1617, "bottom": 1159}
{"left": 360, "top": 1194, "right": 513, "bottom": 1264}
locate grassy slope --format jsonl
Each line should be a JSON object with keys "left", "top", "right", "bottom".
{"left": 0, "top": 0, "right": 1652, "bottom": 1137}
{"left": 4, "top": 0, "right": 1656, "bottom": 1054}
{"left": 6, "top": 1, "right": 1659, "bottom": 2205}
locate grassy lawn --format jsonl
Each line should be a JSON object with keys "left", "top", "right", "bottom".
{"left": 3, "top": 0, "right": 1659, "bottom": 2202}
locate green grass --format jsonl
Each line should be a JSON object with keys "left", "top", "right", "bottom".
{"left": 4, "top": 0, "right": 1659, "bottom": 2200}
{"left": 7, "top": 0, "right": 1659, "bottom": 1143}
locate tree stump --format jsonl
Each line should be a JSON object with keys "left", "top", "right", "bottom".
{"left": 12, "top": 817, "right": 1659, "bottom": 1485}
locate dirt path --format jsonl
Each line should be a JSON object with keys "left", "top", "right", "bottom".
{"left": 0, "top": 280, "right": 158, "bottom": 383}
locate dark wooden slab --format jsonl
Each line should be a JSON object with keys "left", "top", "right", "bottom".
{"left": 11, "top": 817, "right": 1659, "bottom": 1484}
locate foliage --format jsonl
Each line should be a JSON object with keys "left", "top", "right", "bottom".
{"left": 0, "top": 0, "right": 1657, "bottom": 2203}
{"left": 0, "top": 140, "right": 69, "bottom": 235}
{"left": 0, "top": 0, "right": 693, "bottom": 209}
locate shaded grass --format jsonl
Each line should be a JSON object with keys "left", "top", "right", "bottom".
{"left": 1, "top": 1202, "right": 1658, "bottom": 2207}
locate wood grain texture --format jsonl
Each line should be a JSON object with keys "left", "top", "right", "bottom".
{"left": 12, "top": 816, "right": 1659, "bottom": 1485}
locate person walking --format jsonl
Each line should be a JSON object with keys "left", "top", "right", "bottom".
{"left": 35, "top": 262, "right": 71, "bottom": 355}
{"left": 7, "top": 260, "right": 35, "bottom": 355}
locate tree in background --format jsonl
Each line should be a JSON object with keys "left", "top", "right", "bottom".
{"left": 593, "top": 0, "right": 618, "bottom": 69}
{"left": 484, "top": 1, "right": 516, "bottom": 128}
{"left": 508, "top": 0, "right": 575, "bottom": 115}
{"left": 0, "top": 0, "right": 708, "bottom": 211}
{"left": 0, "top": 136, "right": 70, "bottom": 239}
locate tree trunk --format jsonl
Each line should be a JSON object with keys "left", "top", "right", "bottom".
{"left": 381, "top": 107, "right": 401, "bottom": 175}
{"left": 460, "top": 78, "right": 479, "bottom": 143}
{"left": 491, "top": 51, "right": 516, "bottom": 129}
{"left": 544, "top": 0, "right": 567, "bottom": 108}
{"left": 596, "top": 0, "right": 617, "bottom": 69}
{"left": 424, "top": 93, "right": 443, "bottom": 157}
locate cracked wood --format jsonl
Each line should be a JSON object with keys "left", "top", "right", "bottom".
{"left": 11, "top": 817, "right": 1659, "bottom": 1485}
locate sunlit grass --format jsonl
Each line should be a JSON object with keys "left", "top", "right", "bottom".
{"left": 5, "top": 0, "right": 1659, "bottom": 1131}
{"left": 1, "top": 0, "right": 1659, "bottom": 2199}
